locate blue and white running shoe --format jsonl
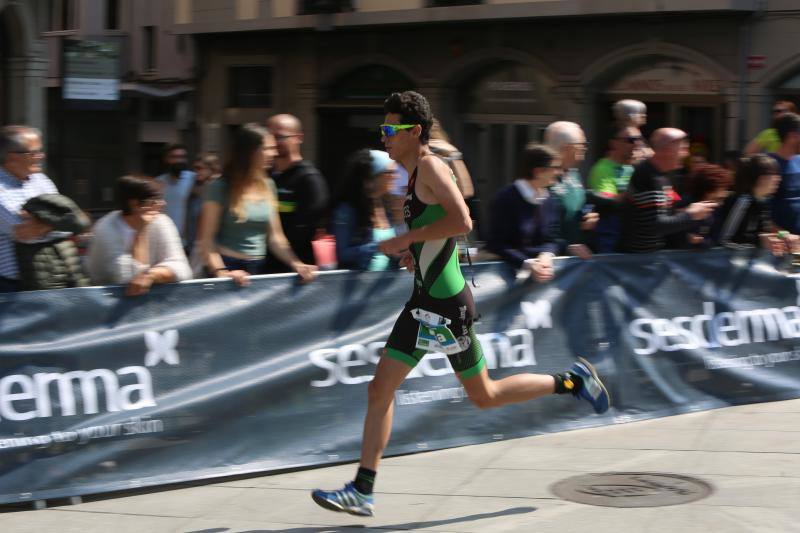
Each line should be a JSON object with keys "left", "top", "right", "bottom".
{"left": 571, "top": 357, "right": 611, "bottom": 414}
{"left": 311, "top": 481, "right": 374, "bottom": 517}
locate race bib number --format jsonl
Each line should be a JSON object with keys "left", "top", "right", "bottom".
{"left": 411, "top": 308, "right": 460, "bottom": 354}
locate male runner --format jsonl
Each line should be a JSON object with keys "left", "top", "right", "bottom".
{"left": 311, "top": 91, "right": 610, "bottom": 517}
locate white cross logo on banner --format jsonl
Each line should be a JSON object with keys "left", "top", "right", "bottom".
{"left": 521, "top": 300, "right": 552, "bottom": 330}
{"left": 144, "top": 330, "right": 180, "bottom": 367}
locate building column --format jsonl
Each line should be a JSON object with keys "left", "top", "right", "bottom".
{"left": 7, "top": 52, "right": 47, "bottom": 132}
{"left": 296, "top": 83, "right": 319, "bottom": 165}
{"left": 745, "top": 86, "right": 773, "bottom": 142}
{"left": 554, "top": 78, "right": 586, "bottom": 123}
{"left": 724, "top": 88, "right": 742, "bottom": 153}
{"left": 557, "top": 79, "right": 593, "bottom": 164}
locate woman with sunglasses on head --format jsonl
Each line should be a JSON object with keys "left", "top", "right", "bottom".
{"left": 87, "top": 174, "right": 192, "bottom": 296}
{"left": 311, "top": 91, "right": 610, "bottom": 518}
{"left": 197, "top": 123, "right": 316, "bottom": 286}
{"left": 331, "top": 148, "right": 398, "bottom": 271}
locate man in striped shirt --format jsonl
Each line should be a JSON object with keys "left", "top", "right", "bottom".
{"left": 0, "top": 125, "right": 59, "bottom": 292}
{"left": 619, "top": 128, "right": 716, "bottom": 253}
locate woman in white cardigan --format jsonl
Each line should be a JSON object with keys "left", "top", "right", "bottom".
{"left": 87, "top": 174, "right": 192, "bottom": 295}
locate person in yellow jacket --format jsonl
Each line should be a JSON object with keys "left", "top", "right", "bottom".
{"left": 744, "top": 100, "right": 797, "bottom": 155}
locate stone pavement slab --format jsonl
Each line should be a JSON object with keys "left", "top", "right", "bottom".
{"left": 1, "top": 399, "right": 798, "bottom": 533}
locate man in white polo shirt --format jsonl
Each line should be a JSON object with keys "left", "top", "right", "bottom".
{"left": 0, "top": 125, "right": 59, "bottom": 292}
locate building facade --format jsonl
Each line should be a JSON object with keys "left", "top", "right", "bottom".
{"left": 9, "top": 1, "right": 800, "bottom": 215}
{"left": 40, "top": 0, "right": 196, "bottom": 212}
{"left": 175, "top": 0, "right": 800, "bottom": 223}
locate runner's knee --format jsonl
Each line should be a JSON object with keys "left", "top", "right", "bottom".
{"left": 466, "top": 387, "right": 498, "bottom": 409}
{"left": 367, "top": 378, "right": 396, "bottom": 407}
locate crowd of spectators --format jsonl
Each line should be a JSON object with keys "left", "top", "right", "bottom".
{"left": 487, "top": 100, "right": 799, "bottom": 273}
{"left": 1, "top": 97, "right": 799, "bottom": 295}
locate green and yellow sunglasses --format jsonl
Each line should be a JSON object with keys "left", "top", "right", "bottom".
{"left": 379, "top": 123, "right": 416, "bottom": 137}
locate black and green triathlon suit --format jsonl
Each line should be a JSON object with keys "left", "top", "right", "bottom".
{"left": 384, "top": 162, "right": 486, "bottom": 379}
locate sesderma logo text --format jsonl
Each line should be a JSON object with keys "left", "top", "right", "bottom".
{"left": 0, "top": 330, "right": 179, "bottom": 422}
{"left": 629, "top": 302, "right": 800, "bottom": 356}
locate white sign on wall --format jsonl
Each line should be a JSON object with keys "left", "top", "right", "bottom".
{"left": 63, "top": 40, "right": 120, "bottom": 101}
{"left": 63, "top": 78, "right": 119, "bottom": 101}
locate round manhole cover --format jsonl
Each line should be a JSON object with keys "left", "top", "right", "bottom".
{"left": 551, "top": 472, "right": 713, "bottom": 508}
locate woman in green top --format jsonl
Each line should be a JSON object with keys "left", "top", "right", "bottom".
{"left": 197, "top": 123, "right": 316, "bottom": 286}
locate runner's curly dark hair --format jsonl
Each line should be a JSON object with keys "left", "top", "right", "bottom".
{"left": 383, "top": 91, "right": 432, "bottom": 144}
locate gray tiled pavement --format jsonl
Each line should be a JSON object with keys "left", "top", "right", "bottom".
{"left": 2, "top": 399, "right": 798, "bottom": 533}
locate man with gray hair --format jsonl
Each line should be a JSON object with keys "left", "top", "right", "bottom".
{"left": 0, "top": 125, "right": 59, "bottom": 292}
{"left": 620, "top": 128, "right": 716, "bottom": 253}
{"left": 544, "top": 121, "right": 597, "bottom": 256}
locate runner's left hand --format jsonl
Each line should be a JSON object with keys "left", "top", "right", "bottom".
{"left": 399, "top": 250, "right": 415, "bottom": 273}
{"left": 379, "top": 234, "right": 410, "bottom": 256}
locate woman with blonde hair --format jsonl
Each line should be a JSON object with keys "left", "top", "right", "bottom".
{"left": 198, "top": 123, "right": 316, "bottom": 285}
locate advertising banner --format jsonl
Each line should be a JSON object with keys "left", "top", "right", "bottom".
{"left": 1, "top": 250, "right": 799, "bottom": 504}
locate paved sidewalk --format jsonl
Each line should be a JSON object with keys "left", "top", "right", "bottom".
{"left": 2, "top": 399, "right": 799, "bottom": 533}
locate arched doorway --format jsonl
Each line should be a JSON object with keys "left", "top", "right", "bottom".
{"left": 317, "top": 64, "right": 415, "bottom": 188}
{"left": 449, "top": 60, "right": 558, "bottom": 233}
{"left": 594, "top": 59, "right": 729, "bottom": 163}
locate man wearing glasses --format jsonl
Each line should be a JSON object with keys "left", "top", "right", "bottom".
{"left": 0, "top": 125, "right": 59, "bottom": 292}
{"left": 264, "top": 113, "right": 329, "bottom": 272}
{"left": 311, "top": 91, "right": 610, "bottom": 518}
{"left": 588, "top": 126, "right": 642, "bottom": 252}
{"left": 744, "top": 100, "right": 797, "bottom": 155}
{"left": 486, "top": 143, "right": 564, "bottom": 282}
{"left": 544, "top": 121, "right": 598, "bottom": 255}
